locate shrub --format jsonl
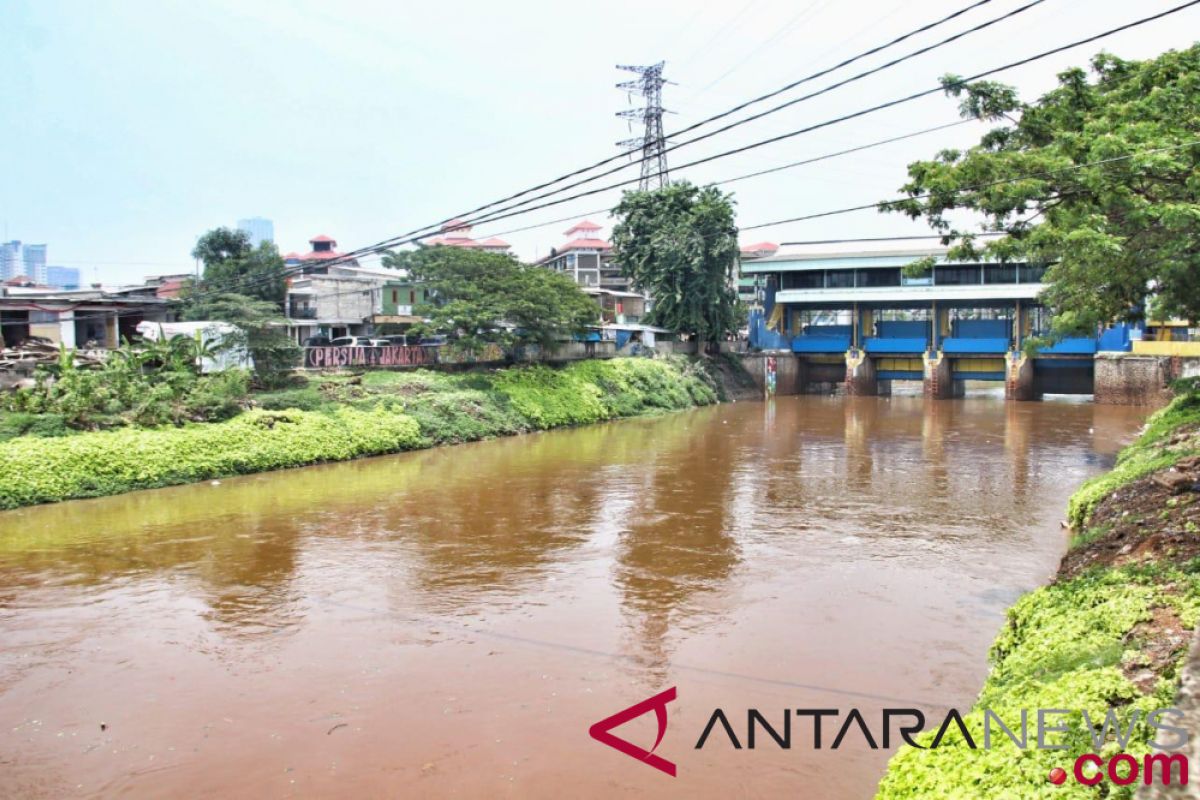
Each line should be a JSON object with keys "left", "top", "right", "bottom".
{"left": 255, "top": 387, "right": 327, "bottom": 412}
{"left": 0, "top": 355, "right": 721, "bottom": 508}
{"left": 0, "top": 407, "right": 422, "bottom": 508}
{"left": 0, "top": 412, "right": 70, "bottom": 442}
{"left": 877, "top": 566, "right": 1200, "bottom": 800}
{"left": 1067, "top": 390, "right": 1200, "bottom": 527}
{"left": 403, "top": 389, "right": 527, "bottom": 444}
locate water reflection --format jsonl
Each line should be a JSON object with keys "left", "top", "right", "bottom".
{"left": 613, "top": 409, "right": 743, "bottom": 679}
{"left": 0, "top": 395, "right": 1152, "bottom": 799}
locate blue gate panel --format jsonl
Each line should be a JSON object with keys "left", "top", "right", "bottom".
{"left": 792, "top": 335, "right": 851, "bottom": 354}
{"left": 865, "top": 337, "right": 928, "bottom": 354}
{"left": 952, "top": 319, "right": 1011, "bottom": 339}
{"left": 876, "top": 320, "right": 929, "bottom": 338}
{"left": 942, "top": 337, "right": 1010, "bottom": 354}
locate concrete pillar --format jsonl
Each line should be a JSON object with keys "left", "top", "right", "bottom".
{"left": 924, "top": 351, "right": 956, "bottom": 399}
{"left": 58, "top": 312, "right": 77, "bottom": 349}
{"left": 845, "top": 348, "right": 877, "bottom": 396}
{"left": 1005, "top": 351, "right": 1036, "bottom": 401}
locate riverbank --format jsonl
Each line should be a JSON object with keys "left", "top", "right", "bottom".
{"left": 0, "top": 355, "right": 749, "bottom": 510}
{"left": 877, "top": 383, "right": 1200, "bottom": 799}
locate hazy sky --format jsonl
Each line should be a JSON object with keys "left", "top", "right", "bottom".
{"left": 2, "top": 0, "right": 1196, "bottom": 284}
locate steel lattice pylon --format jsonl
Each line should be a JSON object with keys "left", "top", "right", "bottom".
{"left": 616, "top": 62, "right": 672, "bottom": 191}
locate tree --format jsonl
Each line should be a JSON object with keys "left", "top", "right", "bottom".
{"left": 191, "top": 227, "right": 288, "bottom": 305}
{"left": 611, "top": 182, "right": 740, "bottom": 344}
{"left": 881, "top": 45, "right": 1200, "bottom": 335}
{"left": 384, "top": 246, "right": 599, "bottom": 352}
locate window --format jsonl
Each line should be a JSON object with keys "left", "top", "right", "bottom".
{"left": 29, "top": 311, "right": 58, "bottom": 323}
{"left": 782, "top": 271, "right": 823, "bottom": 289}
{"left": 983, "top": 265, "right": 1017, "bottom": 283}
{"left": 409, "top": 290, "right": 416, "bottom": 303}
{"left": 391, "top": 290, "right": 398, "bottom": 303}
{"left": 857, "top": 268, "right": 901, "bottom": 287}
{"left": 1019, "top": 264, "right": 1048, "bottom": 283}
{"left": 934, "top": 266, "right": 982, "bottom": 285}
{"left": 825, "top": 269, "right": 855, "bottom": 288}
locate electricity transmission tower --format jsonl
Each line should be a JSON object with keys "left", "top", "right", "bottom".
{"left": 616, "top": 62, "right": 673, "bottom": 191}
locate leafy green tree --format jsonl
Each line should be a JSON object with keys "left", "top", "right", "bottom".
{"left": 611, "top": 182, "right": 740, "bottom": 344}
{"left": 181, "top": 293, "right": 300, "bottom": 387}
{"left": 382, "top": 246, "right": 598, "bottom": 353}
{"left": 190, "top": 227, "right": 288, "bottom": 305}
{"left": 882, "top": 45, "right": 1200, "bottom": 335}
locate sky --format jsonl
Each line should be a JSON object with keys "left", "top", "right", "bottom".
{"left": 1, "top": 0, "right": 1197, "bottom": 285}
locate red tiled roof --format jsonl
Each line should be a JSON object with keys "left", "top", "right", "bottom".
{"left": 740, "top": 241, "right": 779, "bottom": 253}
{"left": 564, "top": 219, "right": 602, "bottom": 235}
{"left": 282, "top": 252, "right": 301, "bottom": 260}
{"left": 559, "top": 237, "right": 611, "bottom": 251}
{"left": 300, "top": 250, "right": 342, "bottom": 260}
{"left": 425, "top": 235, "right": 508, "bottom": 249}
{"left": 309, "top": 234, "right": 336, "bottom": 244}
{"left": 156, "top": 279, "right": 186, "bottom": 299}
{"left": 441, "top": 219, "right": 471, "bottom": 233}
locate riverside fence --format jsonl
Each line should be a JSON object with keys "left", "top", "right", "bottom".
{"left": 300, "top": 340, "right": 702, "bottom": 371}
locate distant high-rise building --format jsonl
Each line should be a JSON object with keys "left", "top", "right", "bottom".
{"left": 46, "top": 266, "right": 81, "bottom": 290}
{"left": 22, "top": 244, "right": 47, "bottom": 284}
{"left": 0, "top": 241, "right": 19, "bottom": 281}
{"left": 237, "top": 217, "right": 275, "bottom": 247}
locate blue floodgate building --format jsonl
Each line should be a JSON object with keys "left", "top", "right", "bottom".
{"left": 743, "top": 243, "right": 1136, "bottom": 399}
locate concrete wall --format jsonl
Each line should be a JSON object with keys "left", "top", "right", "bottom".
{"left": 1094, "top": 354, "right": 1175, "bottom": 406}
{"left": 739, "top": 351, "right": 801, "bottom": 395}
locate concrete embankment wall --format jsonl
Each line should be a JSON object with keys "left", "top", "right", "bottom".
{"left": 738, "top": 351, "right": 801, "bottom": 395}
{"left": 1095, "top": 353, "right": 1200, "bottom": 405}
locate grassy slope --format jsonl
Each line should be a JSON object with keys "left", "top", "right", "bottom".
{"left": 877, "top": 389, "right": 1200, "bottom": 799}
{"left": 0, "top": 356, "right": 723, "bottom": 509}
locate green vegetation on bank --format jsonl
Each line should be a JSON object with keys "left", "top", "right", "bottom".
{"left": 0, "top": 356, "right": 724, "bottom": 509}
{"left": 877, "top": 385, "right": 1200, "bottom": 800}
{"left": 1068, "top": 384, "right": 1200, "bottom": 527}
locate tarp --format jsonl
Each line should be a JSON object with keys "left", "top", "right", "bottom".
{"left": 135, "top": 320, "right": 252, "bottom": 373}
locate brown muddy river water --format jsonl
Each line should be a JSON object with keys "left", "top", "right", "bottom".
{"left": 0, "top": 395, "right": 1145, "bottom": 798}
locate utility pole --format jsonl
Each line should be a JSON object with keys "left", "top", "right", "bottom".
{"left": 616, "top": 62, "right": 673, "bottom": 191}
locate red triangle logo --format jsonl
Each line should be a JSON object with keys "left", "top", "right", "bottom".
{"left": 588, "top": 687, "right": 677, "bottom": 777}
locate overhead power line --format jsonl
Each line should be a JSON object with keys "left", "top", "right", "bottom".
{"left": 334, "top": 0, "right": 1020, "bottom": 252}
{"left": 742, "top": 138, "right": 1200, "bottom": 232}
{"left": 416, "top": 0, "right": 1199, "bottom": 238}
{"left": 26, "top": 2, "right": 1196, "bottom": 325}
{"left": 379, "top": 0, "right": 1053, "bottom": 239}
{"left": 8, "top": 138, "right": 1197, "bottom": 332}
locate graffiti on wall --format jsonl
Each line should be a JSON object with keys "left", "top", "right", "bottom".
{"left": 437, "top": 342, "right": 506, "bottom": 364}
{"left": 303, "top": 345, "right": 440, "bottom": 369}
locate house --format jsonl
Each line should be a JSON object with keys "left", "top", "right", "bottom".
{"left": 283, "top": 234, "right": 360, "bottom": 272}
{"left": 421, "top": 220, "right": 511, "bottom": 253}
{"left": 377, "top": 280, "right": 430, "bottom": 327}
{"left": 737, "top": 241, "right": 779, "bottom": 305}
{"left": 583, "top": 288, "right": 646, "bottom": 325}
{"left": 537, "top": 220, "right": 631, "bottom": 291}
{"left": 283, "top": 257, "right": 431, "bottom": 342}
{"left": 0, "top": 285, "right": 172, "bottom": 349}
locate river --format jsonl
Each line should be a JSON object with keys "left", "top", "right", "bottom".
{"left": 0, "top": 395, "right": 1145, "bottom": 798}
